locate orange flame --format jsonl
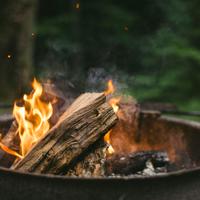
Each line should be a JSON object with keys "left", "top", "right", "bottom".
{"left": 104, "top": 80, "right": 115, "bottom": 96}
{"left": 0, "top": 78, "right": 53, "bottom": 159}
{"left": 104, "top": 80, "right": 120, "bottom": 155}
{"left": 104, "top": 130, "right": 115, "bottom": 155}
{"left": 0, "top": 142, "right": 23, "bottom": 159}
{"left": 13, "top": 78, "right": 53, "bottom": 157}
{"left": 108, "top": 97, "right": 121, "bottom": 113}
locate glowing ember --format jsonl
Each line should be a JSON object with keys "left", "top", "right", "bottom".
{"left": 0, "top": 78, "right": 53, "bottom": 159}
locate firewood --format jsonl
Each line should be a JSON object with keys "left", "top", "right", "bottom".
{"left": 105, "top": 151, "right": 169, "bottom": 175}
{"left": 0, "top": 114, "right": 14, "bottom": 136}
{"left": 0, "top": 121, "right": 20, "bottom": 167}
{"left": 0, "top": 83, "right": 76, "bottom": 168}
{"left": 66, "top": 140, "right": 107, "bottom": 177}
{"left": 13, "top": 93, "right": 117, "bottom": 174}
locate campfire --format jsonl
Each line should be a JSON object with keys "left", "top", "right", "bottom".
{"left": 0, "top": 78, "right": 198, "bottom": 177}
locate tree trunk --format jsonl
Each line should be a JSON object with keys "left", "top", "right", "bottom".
{"left": 0, "top": 0, "right": 37, "bottom": 100}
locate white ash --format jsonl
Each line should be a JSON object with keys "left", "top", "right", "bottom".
{"left": 142, "top": 160, "right": 156, "bottom": 176}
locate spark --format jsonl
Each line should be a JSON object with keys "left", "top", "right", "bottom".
{"left": 75, "top": 3, "right": 80, "bottom": 9}
{"left": 7, "top": 54, "right": 11, "bottom": 59}
{"left": 124, "top": 26, "right": 129, "bottom": 32}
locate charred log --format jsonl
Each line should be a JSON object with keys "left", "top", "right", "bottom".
{"left": 13, "top": 93, "right": 117, "bottom": 174}
{"left": 0, "top": 114, "right": 14, "bottom": 136}
{"left": 66, "top": 140, "right": 107, "bottom": 177}
{"left": 0, "top": 121, "right": 20, "bottom": 167}
{"left": 105, "top": 151, "right": 169, "bottom": 175}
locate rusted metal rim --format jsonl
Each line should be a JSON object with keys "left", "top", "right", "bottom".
{"left": 0, "top": 116, "right": 199, "bottom": 181}
{"left": 1, "top": 164, "right": 200, "bottom": 181}
{"left": 160, "top": 116, "right": 200, "bottom": 129}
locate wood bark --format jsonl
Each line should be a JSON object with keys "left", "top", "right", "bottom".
{"left": 13, "top": 93, "right": 117, "bottom": 174}
{"left": 66, "top": 140, "right": 107, "bottom": 177}
{"left": 0, "top": 121, "right": 20, "bottom": 167}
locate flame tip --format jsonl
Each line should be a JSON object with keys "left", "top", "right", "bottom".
{"left": 104, "top": 79, "right": 115, "bottom": 96}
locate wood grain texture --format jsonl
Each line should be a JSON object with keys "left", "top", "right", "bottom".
{"left": 13, "top": 93, "right": 117, "bottom": 174}
{"left": 66, "top": 140, "right": 107, "bottom": 177}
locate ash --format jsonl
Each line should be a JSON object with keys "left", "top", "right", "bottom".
{"left": 107, "top": 159, "right": 168, "bottom": 178}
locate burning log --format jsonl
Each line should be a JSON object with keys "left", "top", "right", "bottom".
{"left": 13, "top": 93, "right": 117, "bottom": 174}
{"left": 0, "top": 80, "right": 78, "bottom": 168}
{"left": 0, "top": 114, "right": 14, "bottom": 135}
{"left": 0, "top": 80, "right": 68, "bottom": 167}
{"left": 105, "top": 151, "right": 169, "bottom": 175}
{"left": 0, "top": 121, "right": 20, "bottom": 167}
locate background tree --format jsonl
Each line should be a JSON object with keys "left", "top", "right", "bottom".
{"left": 0, "top": 0, "right": 199, "bottom": 114}
{"left": 0, "top": 0, "right": 37, "bottom": 100}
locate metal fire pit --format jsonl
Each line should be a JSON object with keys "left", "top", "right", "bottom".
{"left": 0, "top": 115, "right": 200, "bottom": 200}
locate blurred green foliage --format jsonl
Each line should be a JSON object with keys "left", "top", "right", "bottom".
{"left": 35, "top": 0, "right": 200, "bottom": 111}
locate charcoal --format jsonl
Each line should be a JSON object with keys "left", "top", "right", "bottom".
{"left": 105, "top": 151, "right": 169, "bottom": 175}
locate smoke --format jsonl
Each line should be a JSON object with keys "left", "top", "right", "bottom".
{"left": 85, "top": 67, "right": 131, "bottom": 93}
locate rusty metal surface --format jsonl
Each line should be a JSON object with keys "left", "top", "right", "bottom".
{"left": 0, "top": 116, "right": 199, "bottom": 200}
{"left": 1, "top": 166, "right": 200, "bottom": 200}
